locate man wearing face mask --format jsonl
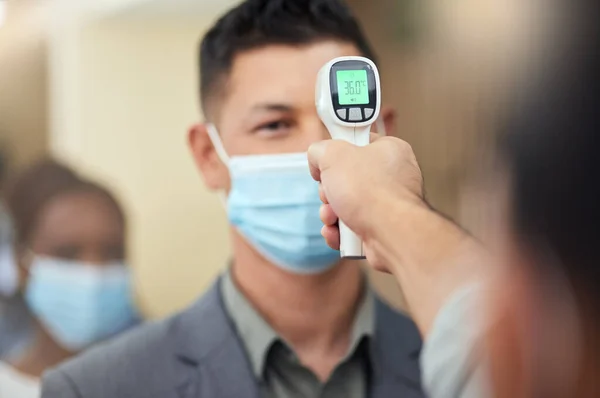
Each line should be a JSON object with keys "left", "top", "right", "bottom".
{"left": 0, "top": 149, "right": 32, "bottom": 362}
{"left": 42, "top": 1, "right": 424, "bottom": 398}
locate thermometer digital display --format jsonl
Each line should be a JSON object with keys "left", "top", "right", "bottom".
{"left": 336, "top": 70, "right": 369, "bottom": 105}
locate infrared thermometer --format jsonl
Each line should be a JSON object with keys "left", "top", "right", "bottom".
{"left": 315, "top": 56, "right": 381, "bottom": 259}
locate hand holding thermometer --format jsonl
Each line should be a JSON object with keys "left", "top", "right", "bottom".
{"left": 315, "top": 56, "right": 381, "bottom": 259}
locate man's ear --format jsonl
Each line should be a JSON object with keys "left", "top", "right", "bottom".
{"left": 379, "top": 106, "right": 397, "bottom": 136}
{"left": 187, "top": 123, "right": 230, "bottom": 191}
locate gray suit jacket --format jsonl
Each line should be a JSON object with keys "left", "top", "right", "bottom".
{"left": 42, "top": 278, "right": 425, "bottom": 398}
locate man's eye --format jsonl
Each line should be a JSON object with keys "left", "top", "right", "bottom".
{"left": 257, "top": 120, "right": 292, "bottom": 133}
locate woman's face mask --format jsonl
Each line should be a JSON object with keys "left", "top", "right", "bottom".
{"left": 24, "top": 255, "right": 139, "bottom": 351}
{"left": 207, "top": 124, "right": 341, "bottom": 274}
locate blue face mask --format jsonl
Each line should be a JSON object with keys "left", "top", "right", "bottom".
{"left": 25, "top": 257, "right": 138, "bottom": 351}
{"left": 207, "top": 125, "right": 340, "bottom": 274}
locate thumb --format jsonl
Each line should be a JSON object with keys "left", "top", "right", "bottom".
{"left": 307, "top": 140, "right": 330, "bottom": 182}
{"left": 308, "top": 140, "right": 356, "bottom": 182}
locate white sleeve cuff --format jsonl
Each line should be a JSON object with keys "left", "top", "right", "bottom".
{"left": 421, "top": 282, "right": 492, "bottom": 398}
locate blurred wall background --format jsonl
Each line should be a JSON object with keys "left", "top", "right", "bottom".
{"left": 0, "top": 0, "right": 550, "bottom": 318}
{"left": 48, "top": 2, "right": 236, "bottom": 317}
{"left": 0, "top": 0, "right": 49, "bottom": 172}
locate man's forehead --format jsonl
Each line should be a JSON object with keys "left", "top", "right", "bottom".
{"left": 234, "top": 41, "right": 360, "bottom": 71}
{"left": 224, "top": 41, "right": 362, "bottom": 107}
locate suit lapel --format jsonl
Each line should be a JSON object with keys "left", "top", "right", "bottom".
{"left": 194, "top": 343, "right": 261, "bottom": 398}
{"left": 370, "top": 298, "right": 425, "bottom": 398}
{"left": 172, "top": 278, "right": 260, "bottom": 398}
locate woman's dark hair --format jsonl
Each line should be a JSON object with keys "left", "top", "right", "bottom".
{"left": 5, "top": 159, "right": 125, "bottom": 248}
{"left": 499, "top": 4, "right": 599, "bottom": 295}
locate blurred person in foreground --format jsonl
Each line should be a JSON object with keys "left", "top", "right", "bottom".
{"left": 306, "top": 5, "right": 600, "bottom": 398}
{"left": 42, "top": 1, "right": 425, "bottom": 397}
{"left": 0, "top": 160, "right": 139, "bottom": 398}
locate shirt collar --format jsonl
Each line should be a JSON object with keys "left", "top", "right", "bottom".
{"left": 222, "top": 269, "right": 278, "bottom": 377}
{"left": 221, "top": 268, "right": 375, "bottom": 378}
{"left": 348, "top": 284, "right": 375, "bottom": 359}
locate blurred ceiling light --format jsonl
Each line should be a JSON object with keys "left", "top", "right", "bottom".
{"left": 0, "top": 1, "right": 5, "bottom": 28}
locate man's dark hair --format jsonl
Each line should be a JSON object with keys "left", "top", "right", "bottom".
{"left": 199, "top": 0, "right": 377, "bottom": 118}
{"left": 499, "top": 2, "right": 599, "bottom": 301}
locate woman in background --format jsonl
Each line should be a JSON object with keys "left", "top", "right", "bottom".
{"left": 0, "top": 160, "right": 139, "bottom": 398}
{"left": 0, "top": 158, "right": 76, "bottom": 361}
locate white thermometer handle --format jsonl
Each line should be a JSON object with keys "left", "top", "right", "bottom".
{"left": 315, "top": 56, "right": 381, "bottom": 260}
{"left": 339, "top": 221, "right": 364, "bottom": 258}
{"left": 335, "top": 125, "right": 370, "bottom": 259}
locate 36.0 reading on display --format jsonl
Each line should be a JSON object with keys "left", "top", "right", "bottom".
{"left": 336, "top": 70, "right": 369, "bottom": 105}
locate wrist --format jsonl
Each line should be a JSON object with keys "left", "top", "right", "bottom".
{"left": 360, "top": 188, "right": 409, "bottom": 243}
{"left": 362, "top": 193, "right": 486, "bottom": 336}
{"left": 362, "top": 188, "right": 425, "bottom": 242}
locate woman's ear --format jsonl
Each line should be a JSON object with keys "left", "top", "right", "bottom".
{"left": 187, "top": 123, "right": 230, "bottom": 191}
